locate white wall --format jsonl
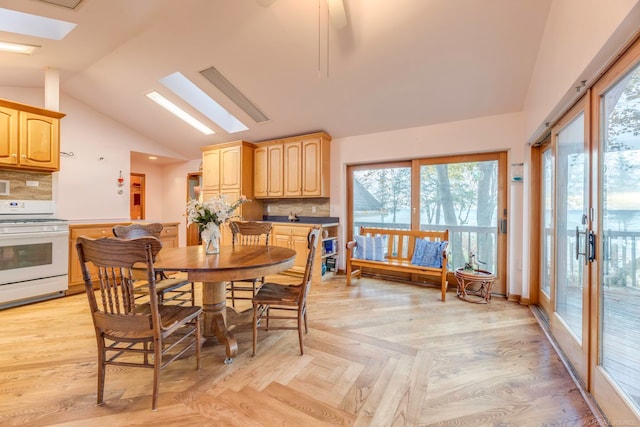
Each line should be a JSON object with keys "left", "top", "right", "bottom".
{"left": 524, "top": 0, "right": 640, "bottom": 142}
{"left": 520, "top": 0, "right": 640, "bottom": 299}
{"left": 330, "top": 112, "right": 526, "bottom": 297}
{"left": 162, "top": 160, "right": 202, "bottom": 247}
{"left": 0, "top": 87, "right": 196, "bottom": 226}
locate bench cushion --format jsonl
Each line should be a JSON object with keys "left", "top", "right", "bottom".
{"left": 411, "top": 239, "right": 446, "bottom": 268}
{"left": 353, "top": 235, "right": 386, "bottom": 261}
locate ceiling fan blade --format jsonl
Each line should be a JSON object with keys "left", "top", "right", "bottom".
{"left": 326, "top": 0, "right": 347, "bottom": 29}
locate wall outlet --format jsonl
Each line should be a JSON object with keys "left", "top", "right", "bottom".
{"left": 267, "top": 205, "right": 271, "bottom": 213}
{"left": 312, "top": 206, "right": 316, "bottom": 213}
{"left": 26, "top": 181, "right": 39, "bottom": 187}
{"left": 0, "top": 180, "right": 9, "bottom": 196}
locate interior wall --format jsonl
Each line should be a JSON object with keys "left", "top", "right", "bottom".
{"left": 130, "top": 158, "right": 164, "bottom": 221}
{"left": 524, "top": 0, "right": 640, "bottom": 142}
{"left": 330, "top": 112, "right": 525, "bottom": 297}
{"left": 162, "top": 160, "right": 202, "bottom": 247}
{"left": 0, "top": 87, "right": 190, "bottom": 223}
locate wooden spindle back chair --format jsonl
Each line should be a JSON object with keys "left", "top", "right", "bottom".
{"left": 252, "top": 227, "right": 320, "bottom": 356}
{"left": 226, "top": 221, "right": 273, "bottom": 307}
{"left": 113, "top": 223, "right": 195, "bottom": 306}
{"left": 76, "top": 236, "right": 202, "bottom": 411}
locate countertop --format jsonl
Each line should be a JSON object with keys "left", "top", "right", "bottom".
{"left": 262, "top": 215, "right": 339, "bottom": 225}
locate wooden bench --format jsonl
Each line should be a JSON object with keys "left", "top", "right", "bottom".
{"left": 345, "top": 227, "right": 449, "bottom": 301}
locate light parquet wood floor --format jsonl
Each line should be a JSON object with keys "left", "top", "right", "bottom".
{"left": 0, "top": 276, "right": 601, "bottom": 426}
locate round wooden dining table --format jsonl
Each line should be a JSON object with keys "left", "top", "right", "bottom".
{"left": 153, "top": 244, "right": 296, "bottom": 363}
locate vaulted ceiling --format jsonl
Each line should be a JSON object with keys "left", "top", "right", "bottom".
{"left": 0, "top": 0, "right": 552, "bottom": 160}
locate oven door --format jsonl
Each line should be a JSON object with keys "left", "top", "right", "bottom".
{"left": 0, "top": 227, "right": 69, "bottom": 306}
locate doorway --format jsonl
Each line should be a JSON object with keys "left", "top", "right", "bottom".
{"left": 540, "top": 96, "right": 591, "bottom": 384}
{"left": 532, "top": 35, "right": 640, "bottom": 423}
{"left": 186, "top": 172, "right": 202, "bottom": 246}
{"left": 130, "top": 173, "right": 145, "bottom": 220}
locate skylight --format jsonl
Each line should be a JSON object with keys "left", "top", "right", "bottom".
{"left": 0, "top": 41, "right": 39, "bottom": 55}
{"left": 0, "top": 8, "right": 76, "bottom": 40}
{"left": 159, "top": 72, "right": 249, "bottom": 134}
{"left": 146, "top": 91, "right": 215, "bottom": 135}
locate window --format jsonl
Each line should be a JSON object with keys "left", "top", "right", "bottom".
{"left": 347, "top": 153, "right": 507, "bottom": 294}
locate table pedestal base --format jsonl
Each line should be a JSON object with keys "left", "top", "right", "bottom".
{"left": 202, "top": 280, "right": 238, "bottom": 362}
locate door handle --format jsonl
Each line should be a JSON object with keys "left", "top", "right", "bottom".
{"left": 588, "top": 230, "right": 596, "bottom": 263}
{"left": 576, "top": 226, "right": 589, "bottom": 263}
{"left": 576, "top": 226, "right": 595, "bottom": 264}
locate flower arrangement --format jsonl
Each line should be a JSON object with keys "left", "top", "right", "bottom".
{"left": 186, "top": 189, "right": 249, "bottom": 230}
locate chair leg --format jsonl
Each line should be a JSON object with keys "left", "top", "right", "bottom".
{"left": 230, "top": 282, "right": 236, "bottom": 308}
{"left": 265, "top": 306, "right": 270, "bottom": 330}
{"left": 195, "top": 316, "right": 202, "bottom": 370}
{"left": 252, "top": 304, "right": 258, "bottom": 357}
{"left": 152, "top": 338, "right": 161, "bottom": 411}
{"left": 303, "top": 307, "right": 308, "bottom": 333}
{"left": 97, "top": 340, "right": 106, "bottom": 406}
{"left": 297, "top": 310, "right": 304, "bottom": 355}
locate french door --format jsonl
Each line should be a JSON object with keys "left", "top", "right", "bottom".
{"left": 536, "top": 36, "right": 640, "bottom": 424}
{"left": 544, "top": 96, "right": 591, "bottom": 383}
{"left": 589, "top": 38, "right": 640, "bottom": 423}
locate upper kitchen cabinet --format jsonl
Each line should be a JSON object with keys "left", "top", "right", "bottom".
{"left": 0, "top": 99, "right": 65, "bottom": 172}
{"left": 201, "top": 148, "right": 220, "bottom": 193}
{"left": 254, "top": 131, "right": 331, "bottom": 199}
{"left": 200, "top": 140, "right": 262, "bottom": 221}
{"left": 254, "top": 143, "right": 284, "bottom": 198}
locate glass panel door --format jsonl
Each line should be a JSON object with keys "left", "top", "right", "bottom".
{"left": 556, "top": 113, "right": 586, "bottom": 342}
{"left": 549, "top": 99, "right": 590, "bottom": 384}
{"left": 539, "top": 146, "right": 554, "bottom": 315}
{"left": 418, "top": 161, "right": 498, "bottom": 271}
{"left": 351, "top": 165, "right": 412, "bottom": 234}
{"left": 417, "top": 153, "right": 506, "bottom": 295}
{"left": 600, "top": 62, "right": 640, "bottom": 413}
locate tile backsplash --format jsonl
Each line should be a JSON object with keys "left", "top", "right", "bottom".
{"left": 0, "top": 170, "right": 53, "bottom": 200}
{"left": 263, "top": 198, "right": 330, "bottom": 217}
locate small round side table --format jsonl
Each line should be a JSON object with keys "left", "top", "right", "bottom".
{"left": 454, "top": 268, "right": 495, "bottom": 304}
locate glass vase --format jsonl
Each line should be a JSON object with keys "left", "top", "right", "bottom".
{"left": 201, "top": 223, "right": 220, "bottom": 255}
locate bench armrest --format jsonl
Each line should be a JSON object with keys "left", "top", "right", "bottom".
{"left": 345, "top": 240, "right": 357, "bottom": 252}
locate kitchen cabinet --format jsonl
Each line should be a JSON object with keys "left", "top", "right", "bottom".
{"left": 0, "top": 99, "right": 65, "bottom": 172}
{"left": 283, "top": 141, "right": 302, "bottom": 196}
{"left": 201, "top": 141, "right": 263, "bottom": 244}
{"left": 220, "top": 145, "right": 241, "bottom": 190}
{"left": 301, "top": 137, "right": 326, "bottom": 196}
{"left": 253, "top": 131, "right": 331, "bottom": 199}
{"left": 271, "top": 222, "right": 339, "bottom": 283}
{"left": 254, "top": 144, "right": 283, "bottom": 198}
{"left": 202, "top": 148, "right": 220, "bottom": 193}
{"left": 67, "top": 221, "right": 179, "bottom": 295}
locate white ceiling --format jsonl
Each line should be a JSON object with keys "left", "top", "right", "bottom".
{"left": 0, "top": 0, "right": 552, "bottom": 160}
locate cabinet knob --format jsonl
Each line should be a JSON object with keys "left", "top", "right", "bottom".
{"left": 11, "top": 153, "right": 17, "bottom": 158}
{"left": 21, "top": 154, "right": 26, "bottom": 158}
